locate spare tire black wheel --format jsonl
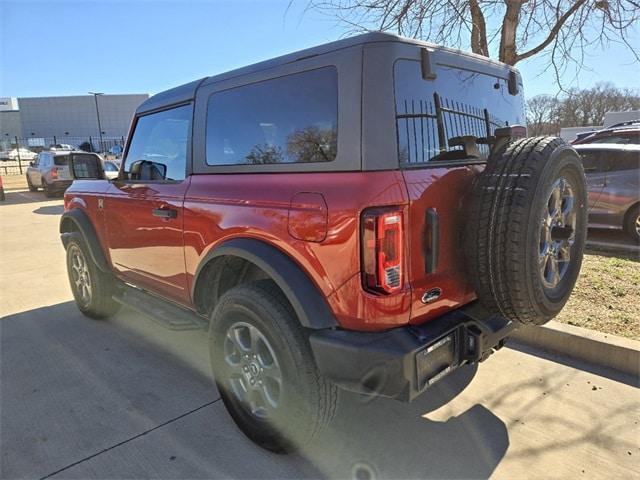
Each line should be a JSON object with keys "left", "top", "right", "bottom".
{"left": 466, "top": 136, "right": 587, "bottom": 325}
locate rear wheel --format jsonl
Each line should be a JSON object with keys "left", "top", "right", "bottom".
{"left": 66, "top": 236, "right": 120, "bottom": 319}
{"left": 466, "top": 137, "right": 588, "bottom": 325}
{"left": 27, "top": 176, "right": 38, "bottom": 192}
{"left": 42, "top": 179, "right": 55, "bottom": 198}
{"left": 209, "top": 280, "right": 337, "bottom": 453}
{"left": 624, "top": 204, "right": 640, "bottom": 243}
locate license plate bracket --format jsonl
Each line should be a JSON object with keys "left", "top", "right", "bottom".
{"left": 415, "top": 331, "right": 458, "bottom": 391}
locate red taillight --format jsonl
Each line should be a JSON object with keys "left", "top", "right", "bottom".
{"left": 51, "top": 167, "right": 58, "bottom": 179}
{"left": 361, "top": 208, "right": 404, "bottom": 294}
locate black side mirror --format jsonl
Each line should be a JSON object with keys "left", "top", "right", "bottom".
{"left": 29, "top": 161, "right": 34, "bottom": 167}
{"left": 69, "top": 153, "right": 105, "bottom": 180}
{"left": 129, "top": 160, "right": 167, "bottom": 181}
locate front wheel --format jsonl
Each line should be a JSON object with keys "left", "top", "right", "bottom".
{"left": 66, "top": 236, "right": 120, "bottom": 319}
{"left": 209, "top": 280, "right": 337, "bottom": 453}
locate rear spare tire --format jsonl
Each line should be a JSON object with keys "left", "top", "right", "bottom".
{"left": 466, "top": 137, "right": 587, "bottom": 325}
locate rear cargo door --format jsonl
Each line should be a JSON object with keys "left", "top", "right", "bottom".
{"left": 393, "top": 58, "right": 526, "bottom": 322}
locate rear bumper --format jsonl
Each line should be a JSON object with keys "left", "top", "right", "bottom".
{"left": 48, "top": 180, "right": 73, "bottom": 192}
{"left": 309, "top": 302, "right": 518, "bottom": 402}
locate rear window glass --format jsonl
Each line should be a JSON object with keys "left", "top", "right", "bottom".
{"left": 609, "top": 151, "right": 640, "bottom": 172}
{"left": 579, "top": 150, "right": 640, "bottom": 172}
{"left": 206, "top": 66, "right": 338, "bottom": 166}
{"left": 394, "top": 59, "right": 525, "bottom": 164}
{"left": 53, "top": 155, "right": 69, "bottom": 166}
{"left": 103, "top": 161, "right": 119, "bottom": 172}
{"left": 589, "top": 135, "right": 635, "bottom": 145}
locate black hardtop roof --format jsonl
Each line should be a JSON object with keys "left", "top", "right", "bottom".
{"left": 137, "top": 32, "right": 516, "bottom": 115}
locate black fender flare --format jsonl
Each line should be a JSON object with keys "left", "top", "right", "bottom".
{"left": 59, "top": 209, "right": 110, "bottom": 272}
{"left": 193, "top": 238, "right": 337, "bottom": 330}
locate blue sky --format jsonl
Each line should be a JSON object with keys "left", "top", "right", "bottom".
{"left": 1, "top": 0, "right": 638, "bottom": 99}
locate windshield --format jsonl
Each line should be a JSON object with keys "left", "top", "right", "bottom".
{"left": 394, "top": 59, "right": 525, "bottom": 165}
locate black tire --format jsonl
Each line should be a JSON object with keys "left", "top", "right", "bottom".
{"left": 209, "top": 280, "right": 337, "bottom": 453}
{"left": 623, "top": 204, "right": 640, "bottom": 244}
{"left": 42, "top": 179, "right": 55, "bottom": 198}
{"left": 27, "top": 176, "right": 38, "bottom": 192}
{"left": 0, "top": 187, "right": 4, "bottom": 201}
{"left": 66, "top": 236, "right": 120, "bottom": 319}
{"left": 466, "top": 137, "right": 587, "bottom": 325}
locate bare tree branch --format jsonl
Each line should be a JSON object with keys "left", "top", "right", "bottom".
{"left": 516, "top": 0, "right": 587, "bottom": 62}
{"left": 308, "top": 0, "right": 640, "bottom": 88}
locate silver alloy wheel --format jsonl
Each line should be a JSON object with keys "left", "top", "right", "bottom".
{"left": 70, "top": 245, "right": 92, "bottom": 305}
{"left": 223, "top": 321, "right": 283, "bottom": 419}
{"left": 635, "top": 213, "right": 640, "bottom": 238}
{"left": 539, "top": 177, "right": 576, "bottom": 289}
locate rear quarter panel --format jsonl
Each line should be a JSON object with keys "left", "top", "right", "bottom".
{"left": 183, "top": 170, "right": 411, "bottom": 331}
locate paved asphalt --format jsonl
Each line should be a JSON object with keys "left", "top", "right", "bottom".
{"left": 1, "top": 189, "right": 638, "bottom": 480}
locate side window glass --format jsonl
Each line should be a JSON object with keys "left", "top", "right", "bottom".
{"left": 205, "top": 67, "right": 338, "bottom": 166}
{"left": 591, "top": 136, "right": 629, "bottom": 144}
{"left": 124, "top": 104, "right": 192, "bottom": 181}
{"left": 580, "top": 152, "right": 606, "bottom": 173}
{"left": 608, "top": 152, "right": 640, "bottom": 172}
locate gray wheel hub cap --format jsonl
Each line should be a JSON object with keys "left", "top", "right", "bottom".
{"left": 539, "top": 177, "right": 576, "bottom": 289}
{"left": 223, "top": 322, "right": 283, "bottom": 419}
{"left": 70, "top": 246, "right": 92, "bottom": 304}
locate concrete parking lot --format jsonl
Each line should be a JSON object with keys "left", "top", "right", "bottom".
{"left": 1, "top": 189, "right": 639, "bottom": 479}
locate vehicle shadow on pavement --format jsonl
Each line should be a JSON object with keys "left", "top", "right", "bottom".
{"left": 300, "top": 368, "right": 508, "bottom": 479}
{"left": 33, "top": 205, "right": 65, "bottom": 215}
{"left": 1, "top": 302, "right": 508, "bottom": 480}
{"left": 0, "top": 190, "right": 62, "bottom": 206}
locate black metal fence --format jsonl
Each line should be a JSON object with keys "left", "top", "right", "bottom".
{"left": 397, "top": 92, "right": 505, "bottom": 164}
{"left": 0, "top": 135, "right": 127, "bottom": 176}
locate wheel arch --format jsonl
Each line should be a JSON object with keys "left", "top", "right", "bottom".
{"left": 59, "top": 208, "right": 110, "bottom": 272}
{"left": 623, "top": 200, "right": 640, "bottom": 224}
{"left": 192, "top": 238, "right": 337, "bottom": 330}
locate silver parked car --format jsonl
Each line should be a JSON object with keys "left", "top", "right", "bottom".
{"left": 26, "top": 151, "right": 76, "bottom": 197}
{"left": 102, "top": 160, "right": 120, "bottom": 180}
{"left": 575, "top": 143, "right": 640, "bottom": 242}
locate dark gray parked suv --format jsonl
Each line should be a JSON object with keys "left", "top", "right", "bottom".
{"left": 575, "top": 143, "right": 640, "bottom": 242}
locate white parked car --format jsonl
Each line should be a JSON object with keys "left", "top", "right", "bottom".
{"left": 49, "top": 144, "right": 76, "bottom": 152}
{"left": 0, "top": 148, "right": 38, "bottom": 161}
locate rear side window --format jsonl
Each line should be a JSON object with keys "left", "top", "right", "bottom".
{"left": 205, "top": 67, "right": 338, "bottom": 166}
{"left": 608, "top": 151, "right": 640, "bottom": 172}
{"left": 590, "top": 135, "right": 636, "bottom": 145}
{"left": 124, "top": 104, "right": 192, "bottom": 181}
{"left": 53, "top": 155, "right": 69, "bottom": 166}
{"left": 579, "top": 152, "right": 608, "bottom": 173}
{"left": 394, "top": 59, "right": 525, "bottom": 165}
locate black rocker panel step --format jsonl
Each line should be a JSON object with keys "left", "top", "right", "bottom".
{"left": 113, "top": 285, "right": 208, "bottom": 331}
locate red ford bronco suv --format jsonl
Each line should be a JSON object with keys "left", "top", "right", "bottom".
{"left": 61, "top": 33, "right": 587, "bottom": 452}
